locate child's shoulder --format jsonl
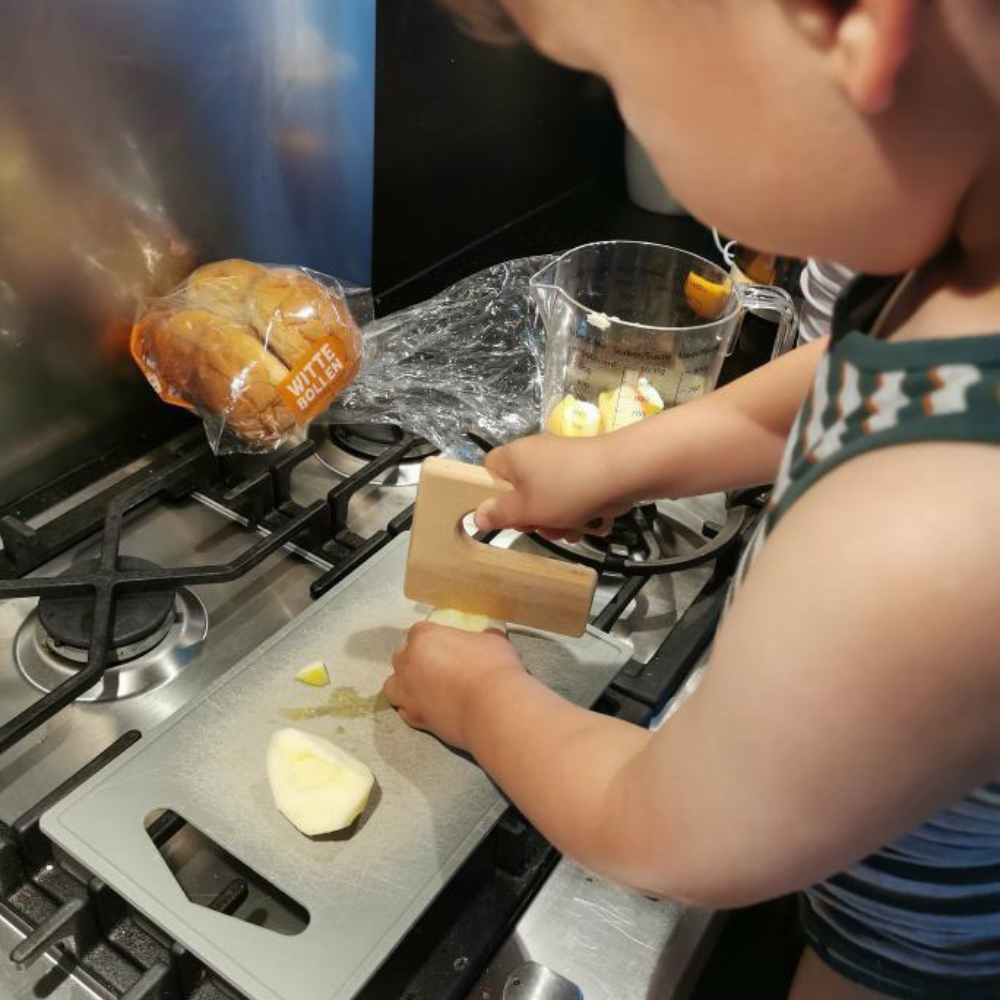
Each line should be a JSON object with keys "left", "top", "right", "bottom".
{"left": 755, "top": 428, "right": 1000, "bottom": 697}
{"left": 679, "top": 429, "right": 1000, "bottom": 906}
{"left": 766, "top": 324, "right": 1000, "bottom": 529}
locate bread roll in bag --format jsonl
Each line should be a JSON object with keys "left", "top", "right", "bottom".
{"left": 132, "top": 259, "right": 363, "bottom": 450}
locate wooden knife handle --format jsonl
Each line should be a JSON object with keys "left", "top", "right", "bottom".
{"left": 403, "top": 457, "right": 597, "bottom": 637}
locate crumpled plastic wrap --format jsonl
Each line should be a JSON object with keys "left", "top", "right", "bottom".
{"left": 131, "top": 259, "right": 370, "bottom": 454}
{"left": 325, "top": 255, "right": 553, "bottom": 461}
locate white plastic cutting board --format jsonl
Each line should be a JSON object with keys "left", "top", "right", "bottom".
{"left": 42, "top": 536, "right": 630, "bottom": 1000}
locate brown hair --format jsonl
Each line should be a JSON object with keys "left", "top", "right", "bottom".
{"left": 436, "top": 0, "right": 521, "bottom": 45}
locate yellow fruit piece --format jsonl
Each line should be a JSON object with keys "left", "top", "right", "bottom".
{"left": 635, "top": 377, "right": 665, "bottom": 416}
{"left": 267, "top": 728, "right": 374, "bottom": 836}
{"left": 684, "top": 271, "right": 732, "bottom": 320}
{"left": 740, "top": 252, "right": 777, "bottom": 286}
{"left": 427, "top": 607, "right": 507, "bottom": 634}
{"left": 546, "top": 395, "right": 601, "bottom": 437}
{"left": 598, "top": 385, "right": 646, "bottom": 433}
{"left": 295, "top": 660, "right": 329, "bottom": 687}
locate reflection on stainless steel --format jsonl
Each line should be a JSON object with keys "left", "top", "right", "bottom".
{"left": 503, "top": 962, "right": 583, "bottom": 999}
{"left": 192, "top": 492, "right": 336, "bottom": 572}
{"left": 474, "top": 859, "right": 721, "bottom": 1000}
{"left": 288, "top": 448, "right": 420, "bottom": 537}
{"left": 15, "top": 589, "right": 208, "bottom": 702}
{"left": 0, "top": 0, "right": 375, "bottom": 507}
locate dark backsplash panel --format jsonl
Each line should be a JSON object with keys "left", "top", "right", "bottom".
{"left": 372, "top": 0, "right": 621, "bottom": 303}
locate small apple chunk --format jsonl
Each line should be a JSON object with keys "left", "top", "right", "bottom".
{"left": 266, "top": 728, "right": 374, "bottom": 836}
{"left": 427, "top": 607, "right": 507, "bottom": 634}
{"left": 546, "top": 394, "right": 600, "bottom": 437}
{"left": 598, "top": 385, "right": 646, "bottom": 433}
{"left": 295, "top": 660, "right": 329, "bottom": 687}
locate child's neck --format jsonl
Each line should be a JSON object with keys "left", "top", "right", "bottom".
{"left": 883, "top": 151, "right": 1000, "bottom": 344}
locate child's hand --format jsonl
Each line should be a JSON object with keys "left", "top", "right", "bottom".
{"left": 475, "top": 434, "right": 631, "bottom": 540}
{"left": 383, "top": 622, "right": 525, "bottom": 750}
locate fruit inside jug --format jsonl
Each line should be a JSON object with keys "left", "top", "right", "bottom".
{"left": 532, "top": 243, "right": 744, "bottom": 438}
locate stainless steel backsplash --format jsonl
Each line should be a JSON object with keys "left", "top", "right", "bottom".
{"left": 0, "top": 0, "right": 375, "bottom": 508}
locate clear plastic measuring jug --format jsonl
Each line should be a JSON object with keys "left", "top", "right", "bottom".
{"left": 531, "top": 242, "right": 797, "bottom": 437}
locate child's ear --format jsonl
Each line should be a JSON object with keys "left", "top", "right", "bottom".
{"left": 788, "top": 0, "right": 919, "bottom": 114}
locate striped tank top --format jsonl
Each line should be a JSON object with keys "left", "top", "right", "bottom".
{"left": 730, "top": 276, "right": 1000, "bottom": 999}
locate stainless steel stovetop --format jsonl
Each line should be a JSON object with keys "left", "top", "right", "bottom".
{"left": 0, "top": 429, "right": 729, "bottom": 1000}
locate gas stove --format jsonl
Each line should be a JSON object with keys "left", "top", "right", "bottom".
{"left": 0, "top": 422, "right": 761, "bottom": 1000}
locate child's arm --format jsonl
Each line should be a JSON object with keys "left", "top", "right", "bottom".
{"left": 476, "top": 337, "right": 828, "bottom": 533}
{"left": 387, "top": 441, "right": 1000, "bottom": 908}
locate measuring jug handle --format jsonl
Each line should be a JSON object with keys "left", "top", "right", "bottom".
{"left": 734, "top": 284, "right": 799, "bottom": 359}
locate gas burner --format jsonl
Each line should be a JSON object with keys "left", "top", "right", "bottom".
{"left": 16, "top": 557, "right": 208, "bottom": 702}
{"left": 530, "top": 500, "right": 749, "bottom": 576}
{"left": 38, "top": 557, "right": 175, "bottom": 663}
{"left": 312, "top": 423, "right": 434, "bottom": 486}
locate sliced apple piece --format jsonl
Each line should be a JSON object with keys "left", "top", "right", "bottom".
{"left": 266, "top": 728, "right": 374, "bottom": 836}
{"left": 546, "top": 394, "right": 600, "bottom": 437}
{"left": 598, "top": 385, "right": 646, "bottom": 433}
{"left": 295, "top": 660, "right": 329, "bottom": 687}
{"left": 635, "top": 377, "right": 665, "bottom": 416}
{"left": 427, "top": 607, "right": 507, "bottom": 634}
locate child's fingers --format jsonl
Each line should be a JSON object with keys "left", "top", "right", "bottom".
{"left": 475, "top": 493, "right": 526, "bottom": 532}
{"left": 478, "top": 446, "right": 527, "bottom": 531}
{"left": 382, "top": 672, "right": 401, "bottom": 706}
{"left": 483, "top": 444, "right": 517, "bottom": 483}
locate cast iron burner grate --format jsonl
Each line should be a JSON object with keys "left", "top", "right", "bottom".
{"left": 37, "top": 557, "right": 175, "bottom": 663}
{"left": 310, "top": 423, "right": 437, "bottom": 488}
{"left": 0, "top": 442, "right": 329, "bottom": 757}
{"left": 529, "top": 491, "right": 764, "bottom": 576}
{"left": 326, "top": 423, "right": 436, "bottom": 463}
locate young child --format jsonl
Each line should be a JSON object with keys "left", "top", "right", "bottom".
{"left": 384, "top": 3, "right": 1000, "bottom": 998}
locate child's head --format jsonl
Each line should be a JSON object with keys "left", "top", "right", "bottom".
{"left": 444, "top": 1, "right": 1000, "bottom": 274}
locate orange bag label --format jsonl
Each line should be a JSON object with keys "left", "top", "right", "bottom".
{"left": 278, "top": 336, "right": 353, "bottom": 422}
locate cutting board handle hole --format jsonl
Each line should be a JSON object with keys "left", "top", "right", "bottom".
{"left": 144, "top": 809, "right": 310, "bottom": 936}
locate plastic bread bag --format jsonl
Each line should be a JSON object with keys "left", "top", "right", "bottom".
{"left": 131, "top": 259, "right": 370, "bottom": 453}
{"left": 324, "top": 255, "right": 553, "bottom": 462}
